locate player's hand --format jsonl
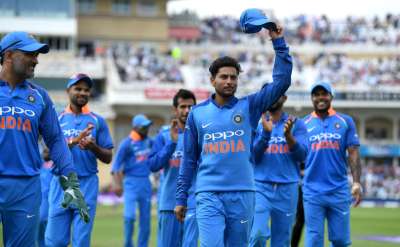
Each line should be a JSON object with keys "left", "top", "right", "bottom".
{"left": 170, "top": 119, "right": 179, "bottom": 142}
{"left": 261, "top": 113, "right": 273, "bottom": 132}
{"left": 78, "top": 136, "right": 96, "bottom": 150}
{"left": 70, "top": 125, "right": 94, "bottom": 146}
{"left": 283, "top": 116, "right": 296, "bottom": 138}
{"left": 113, "top": 184, "right": 123, "bottom": 197}
{"left": 174, "top": 205, "right": 187, "bottom": 222}
{"left": 351, "top": 182, "right": 362, "bottom": 207}
{"left": 267, "top": 24, "right": 284, "bottom": 40}
{"left": 59, "top": 172, "right": 90, "bottom": 223}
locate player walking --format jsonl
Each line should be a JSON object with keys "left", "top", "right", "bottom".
{"left": 302, "top": 82, "right": 362, "bottom": 247}
{"left": 45, "top": 73, "right": 113, "bottom": 246}
{"left": 175, "top": 22, "right": 293, "bottom": 246}
{"left": 249, "top": 95, "right": 307, "bottom": 247}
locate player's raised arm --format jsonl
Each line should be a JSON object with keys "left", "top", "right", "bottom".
{"left": 247, "top": 27, "right": 293, "bottom": 128}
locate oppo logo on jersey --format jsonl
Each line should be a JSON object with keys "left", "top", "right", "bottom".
{"left": 203, "top": 129, "right": 244, "bottom": 141}
{"left": 169, "top": 150, "right": 183, "bottom": 167}
{"left": 269, "top": 136, "right": 286, "bottom": 144}
{"left": 63, "top": 129, "right": 83, "bottom": 137}
{"left": 203, "top": 129, "right": 245, "bottom": 154}
{"left": 0, "top": 106, "right": 36, "bottom": 117}
{"left": 310, "top": 132, "right": 341, "bottom": 151}
{"left": 0, "top": 106, "right": 34, "bottom": 132}
{"left": 309, "top": 132, "right": 341, "bottom": 142}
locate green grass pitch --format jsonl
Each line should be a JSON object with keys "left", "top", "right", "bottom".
{"left": 1, "top": 206, "right": 399, "bottom": 246}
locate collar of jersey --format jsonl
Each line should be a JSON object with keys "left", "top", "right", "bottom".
{"left": 130, "top": 130, "right": 143, "bottom": 141}
{"left": 210, "top": 94, "right": 238, "bottom": 108}
{"left": 311, "top": 108, "right": 336, "bottom": 118}
{"left": 0, "top": 80, "right": 29, "bottom": 88}
{"left": 64, "top": 104, "right": 91, "bottom": 114}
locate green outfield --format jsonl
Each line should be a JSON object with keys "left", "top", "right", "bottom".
{"left": 1, "top": 206, "right": 399, "bottom": 246}
{"left": 92, "top": 206, "right": 400, "bottom": 247}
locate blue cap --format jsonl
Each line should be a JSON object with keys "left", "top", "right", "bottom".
{"left": 132, "top": 114, "right": 152, "bottom": 128}
{"left": 311, "top": 82, "right": 334, "bottom": 96}
{"left": 67, "top": 73, "right": 93, "bottom": 89}
{"left": 0, "top": 32, "right": 49, "bottom": 55}
{"left": 240, "top": 8, "right": 270, "bottom": 34}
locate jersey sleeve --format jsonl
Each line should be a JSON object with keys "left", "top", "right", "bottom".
{"left": 176, "top": 112, "right": 199, "bottom": 207}
{"left": 289, "top": 118, "right": 308, "bottom": 163}
{"left": 252, "top": 122, "right": 271, "bottom": 164}
{"left": 148, "top": 130, "right": 177, "bottom": 172}
{"left": 96, "top": 116, "right": 114, "bottom": 149}
{"left": 39, "top": 90, "right": 75, "bottom": 176}
{"left": 345, "top": 116, "right": 360, "bottom": 147}
{"left": 247, "top": 37, "right": 293, "bottom": 128}
{"left": 111, "top": 138, "right": 130, "bottom": 173}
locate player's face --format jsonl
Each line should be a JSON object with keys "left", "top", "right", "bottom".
{"left": 67, "top": 81, "right": 91, "bottom": 107}
{"left": 10, "top": 50, "right": 39, "bottom": 79}
{"left": 311, "top": 88, "right": 332, "bottom": 112}
{"left": 174, "top": 97, "right": 195, "bottom": 126}
{"left": 268, "top": 95, "right": 287, "bottom": 112}
{"left": 211, "top": 67, "right": 238, "bottom": 98}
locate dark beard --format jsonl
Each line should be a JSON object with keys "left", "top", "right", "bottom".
{"left": 268, "top": 102, "right": 283, "bottom": 112}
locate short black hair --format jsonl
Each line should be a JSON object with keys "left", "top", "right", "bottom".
{"left": 173, "top": 89, "right": 196, "bottom": 108}
{"left": 209, "top": 56, "right": 242, "bottom": 78}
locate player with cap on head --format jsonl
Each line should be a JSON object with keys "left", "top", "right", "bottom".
{"left": 45, "top": 73, "right": 114, "bottom": 247}
{"left": 0, "top": 31, "right": 89, "bottom": 246}
{"left": 302, "top": 82, "right": 362, "bottom": 247}
{"left": 111, "top": 113, "right": 153, "bottom": 247}
{"left": 175, "top": 9, "right": 293, "bottom": 246}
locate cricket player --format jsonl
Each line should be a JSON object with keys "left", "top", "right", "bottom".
{"left": 249, "top": 95, "right": 307, "bottom": 247}
{"left": 149, "top": 89, "right": 198, "bottom": 247}
{"left": 0, "top": 31, "right": 89, "bottom": 246}
{"left": 45, "top": 73, "right": 114, "bottom": 246}
{"left": 111, "top": 114, "right": 153, "bottom": 247}
{"left": 175, "top": 25, "right": 293, "bottom": 246}
{"left": 302, "top": 82, "right": 362, "bottom": 247}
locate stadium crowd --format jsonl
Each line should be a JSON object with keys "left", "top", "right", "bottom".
{"left": 191, "top": 13, "right": 400, "bottom": 45}
{"left": 362, "top": 162, "right": 400, "bottom": 199}
{"left": 112, "top": 45, "right": 184, "bottom": 84}
{"left": 113, "top": 45, "right": 400, "bottom": 89}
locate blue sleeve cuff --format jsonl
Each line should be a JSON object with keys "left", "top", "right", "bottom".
{"left": 272, "top": 37, "right": 287, "bottom": 50}
{"left": 60, "top": 167, "right": 75, "bottom": 177}
{"left": 176, "top": 198, "right": 187, "bottom": 207}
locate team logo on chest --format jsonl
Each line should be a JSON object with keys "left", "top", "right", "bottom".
{"left": 28, "top": 95, "right": 35, "bottom": 103}
{"left": 232, "top": 113, "right": 243, "bottom": 124}
{"left": 335, "top": 123, "right": 341, "bottom": 129}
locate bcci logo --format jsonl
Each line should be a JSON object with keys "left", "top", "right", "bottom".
{"left": 233, "top": 114, "right": 243, "bottom": 124}
{"left": 28, "top": 95, "right": 35, "bottom": 103}
{"left": 335, "top": 123, "right": 340, "bottom": 129}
